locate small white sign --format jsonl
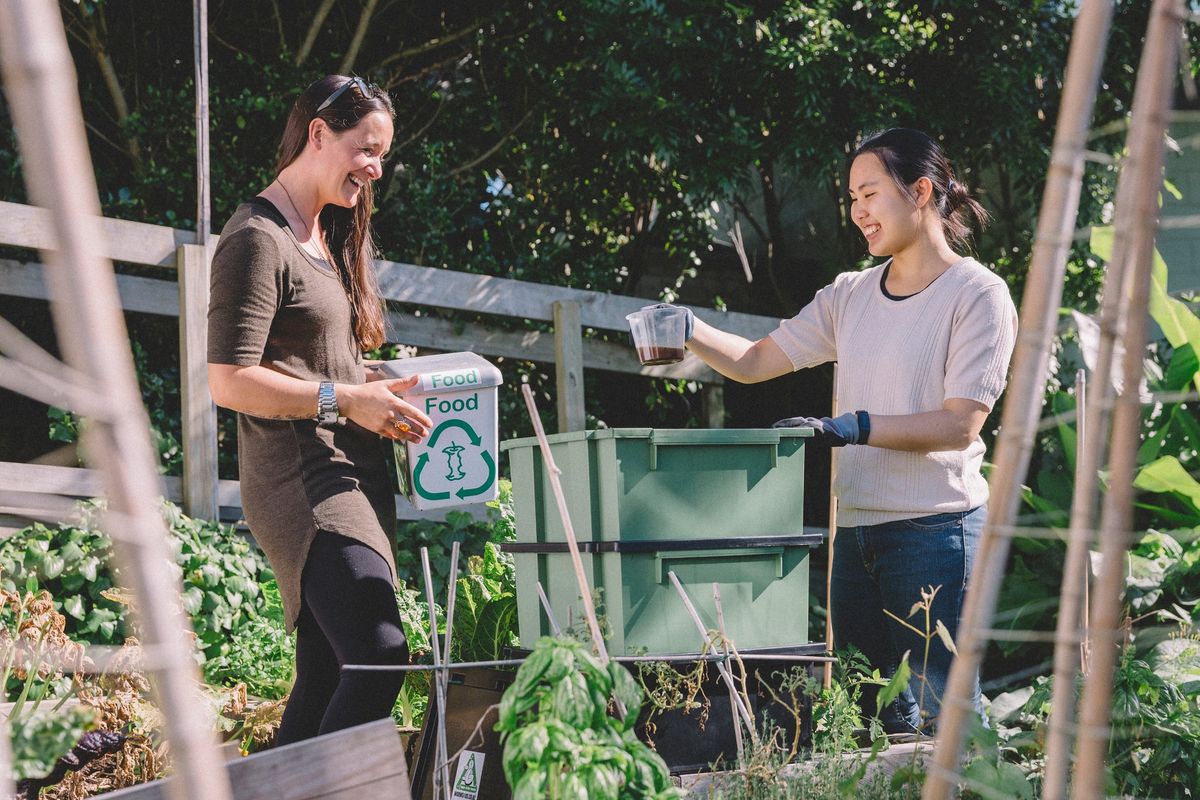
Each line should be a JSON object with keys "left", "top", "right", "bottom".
{"left": 451, "top": 750, "right": 485, "bottom": 799}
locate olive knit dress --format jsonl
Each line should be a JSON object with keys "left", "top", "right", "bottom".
{"left": 207, "top": 197, "right": 397, "bottom": 632}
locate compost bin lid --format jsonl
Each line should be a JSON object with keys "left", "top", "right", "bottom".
{"left": 500, "top": 426, "right": 812, "bottom": 452}
{"left": 378, "top": 351, "right": 503, "bottom": 392}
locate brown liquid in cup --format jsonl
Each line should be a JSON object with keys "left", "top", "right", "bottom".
{"left": 637, "top": 346, "right": 686, "bottom": 365}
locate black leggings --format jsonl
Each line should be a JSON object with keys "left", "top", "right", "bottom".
{"left": 275, "top": 531, "right": 409, "bottom": 746}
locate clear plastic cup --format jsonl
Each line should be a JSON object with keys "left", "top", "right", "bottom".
{"left": 626, "top": 306, "right": 688, "bottom": 366}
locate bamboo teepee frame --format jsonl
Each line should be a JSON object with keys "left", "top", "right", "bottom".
{"left": 925, "top": 0, "right": 1188, "bottom": 797}
{"left": 1068, "top": 1, "right": 1182, "bottom": 794}
{"left": 0, "top": 3, "right": 232, "bottom": 800}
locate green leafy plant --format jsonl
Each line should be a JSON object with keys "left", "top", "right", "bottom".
{"left": 496, "top": 636, "right": 684, "bottom": 799}
{"left": 391, "top": 584, "right": 436, "bottom": 732}
{"left": 0, "top": 515, "right": 120, "bottom": 645}
{"left": 200, "top": 579, "right": 294, "bottom": 699}
{"left": 160, "top": 503, "right": 276, "bottom": 665}
{"left": 387, "top": 484, "right": 520, "bottom": 731}
{"left": 698, "top": 651, "right": 904, "bottom": 799}
{"left": 450, "top": 541, "right": 518, "bottom": 663}
{"left": 46, "top": 341, "right": 183, "bottom": 475}
{"left": 393, "top": 480, "right": 517, "bottom": 594}
{"left": 10, "top": 705, "right": 99, "bottom": 784}
{"left": 0, "top": 501, "right": 282, "bottom": 678}
{"left": 986, "top": 236, "right": 1200, "bottom": 798}
{"left": 1, "top": 581, "right": 97, "bottom": 783}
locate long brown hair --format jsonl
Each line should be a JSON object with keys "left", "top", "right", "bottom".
{"left": 275, "top": 75, "right": 394, "bottom": 350}
{"left": 852, "top": 128, "right": 989, "bottom": 251}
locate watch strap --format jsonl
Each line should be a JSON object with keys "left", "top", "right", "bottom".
{"left": 317, "top": 381, "right": 339, "bottom": 424}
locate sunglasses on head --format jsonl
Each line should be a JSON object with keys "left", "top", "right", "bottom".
{"left": 315, "top": 77, "right": 371, "bottom": 113}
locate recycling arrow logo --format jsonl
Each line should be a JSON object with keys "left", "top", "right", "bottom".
{"left": 453, "top": 751, "right": 484, "bottom": 798}
{"left": 413, "top": 419, "right": 495, "bottom": 502}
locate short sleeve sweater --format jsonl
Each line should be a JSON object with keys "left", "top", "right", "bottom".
{"left": 207, "top": 198, "right": 397, "bottom": 632}
{"left": 768, "top": 257, "right": 1018, "bottom": 526}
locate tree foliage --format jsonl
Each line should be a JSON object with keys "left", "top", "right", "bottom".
{"left": 0, "top": 1, "right": 1164, "bottom": 456}
{"left": 4, "top": 0, "right": 1151, "bottom": 315}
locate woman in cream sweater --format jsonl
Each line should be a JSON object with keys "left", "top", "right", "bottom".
{"left": 682, "top": 128, "right": 1017, "bottom": 734}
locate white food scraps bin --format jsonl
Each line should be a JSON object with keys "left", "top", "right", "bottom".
{"left": 379, "top": 352, "right": 504, "bottom": 510}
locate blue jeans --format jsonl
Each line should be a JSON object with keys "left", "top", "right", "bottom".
{"left": 831, "top": 506, "right": 986, "bottom": 733}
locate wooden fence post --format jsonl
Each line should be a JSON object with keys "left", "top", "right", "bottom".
{"left": 553, "top": 300, "right": 585, "bottom": 432}
{"left": 178, "top": 243, "right": 218, "bottom": 520}
{"left": 701, "top": 382, "right": 725, "bottom": 429}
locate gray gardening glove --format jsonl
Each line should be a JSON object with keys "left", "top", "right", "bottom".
{"left": 642, "top": 303, "right": 695, "bottom": 342}
{"left": 773, "top": 411, "right": 866, "bottom": 447}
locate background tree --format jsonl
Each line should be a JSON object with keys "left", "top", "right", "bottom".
{"left": 0, "top": 0, "right": 1153, "bottom": 510}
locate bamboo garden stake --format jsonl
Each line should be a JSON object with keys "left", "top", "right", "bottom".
{"left": 437, "top": 541, "right": 462, "bottom": 787}
{"left": 713, "top": 583, "right": 746, "bottom": 759}
{"left": 519, "top": 385, "right": 610, "bottom": 664}
{"left": 519, "top": 384, "right": 628, "bottom": 721}
{"left": 1072, "top": 2, "right": 1182, "bottom": 795}
{"left": 1044, "top": 369, "right": 1101, "bottom": 799}
{"left": 825, "top": 364, "right": 838, "bottom": 691}
{"left": 1079, "top": 370, "right": 1091, "bottom": 679}
{"left": 0, "top": 680, "right": 9, "bottom": 797}
{"left": 668, "top": 571, "right": 758, "bottom": 741}
{"left": 536, "top": 581, "right": 564, "bottom": 637}
{"left": 0, "top": 3, "right": 232, "bottom": 799}
{"left": 420, "top": 547, "right": 451, "bottom": 800}
{"left": 924, "top": 1, "right": 1115, "bottom": 795}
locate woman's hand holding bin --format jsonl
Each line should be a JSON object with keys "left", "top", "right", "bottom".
{"left": 339, "top": 374, "right": 432, "bottom": 443}
{"left": 773, "top": 411, "right": 870, "bottom": 447}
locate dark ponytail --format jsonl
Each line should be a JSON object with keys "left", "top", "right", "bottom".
{"left": 275, "top": 75, "right": 395, "bottom": 351}
{"left": 852, "top": 128, "right": 989, "bottom": 251}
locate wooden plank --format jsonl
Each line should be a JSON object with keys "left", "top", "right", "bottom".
{"left": 0, "top": 261, "right": 719, "bottom": 381}
{"left": 0, "top": 462, "right": 486, "bottom": 525}
{"left": 0, "top": 488, "right": 81, "bottom": 520}
{"left": 95, "top": 718, "right": 410, "bottom": 800}
{"left": 376, "top": 258, "right": 778, "bottom": 337}
{"left": 177, "top": 245, "right": 218, "bottom": 520}
{"left": 387, "top": 310, "right": 719, "bottom": 381}
{"left": 0, "top": 461, "right": 109, "bottom": 497}
{"left": 553, "top": 300, "right": 586, "bottom": 432}
{"left": 0, "top": 200, "right": 782, "bottom": 336}
{"left": 0, "top": 200, "right": 191, "bottom": 268}
{"left": 0, "top": 258, "right": 178, "bottom": 315}
{"left": 702, "top": 383, "right": 726, "bottom": 429}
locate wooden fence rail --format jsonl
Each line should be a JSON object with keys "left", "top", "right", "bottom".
{"left": 0, "top": 200, "right": 780, "bottom": 526}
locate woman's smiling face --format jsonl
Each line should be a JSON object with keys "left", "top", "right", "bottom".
{"left": 848, "top": 152, "right": 924, "bottom": 257}
{"left": 319, "top": 110, "right": 393, "bottom": 208}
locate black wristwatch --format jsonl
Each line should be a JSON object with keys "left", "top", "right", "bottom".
{"left": 855, "top": 409, "right": 871, "bottom": 445}
{"left": 316, "top": 381, "right": 340, "bottom": 424}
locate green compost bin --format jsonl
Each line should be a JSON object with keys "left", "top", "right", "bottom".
{"left": 500, "top": 428, "right": 818, "bottom": 656}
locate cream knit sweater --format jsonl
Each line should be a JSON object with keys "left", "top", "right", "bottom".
{"left": 769, "top": 257, "right": 1018, "bottom": 526}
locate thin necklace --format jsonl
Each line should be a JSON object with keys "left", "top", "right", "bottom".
{"left": 276, "top": 179, "right": 332, "bottom": 263}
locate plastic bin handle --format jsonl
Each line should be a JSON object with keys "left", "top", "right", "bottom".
{"left": 647, "top": 429, "right": 783, "bottom": 470}
{"left": 655, "top": 546, "right": 784, "bottom": 583}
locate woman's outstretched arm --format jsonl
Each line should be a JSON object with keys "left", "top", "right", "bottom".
{"left": 685, "top": 317, "right": 795, "bottom": 384}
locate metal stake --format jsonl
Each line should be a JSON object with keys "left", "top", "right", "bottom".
{"left": 536, "top": 581, "right": 563, "bottom": 636}
{"left": 713, "top": 583, "right": 746, "bottom": 759}
{"left": 420, "top": 547, "right": 450, "bottom": 800}
{"left": 668, "top": 571, "right": 757, "bottom": 741}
